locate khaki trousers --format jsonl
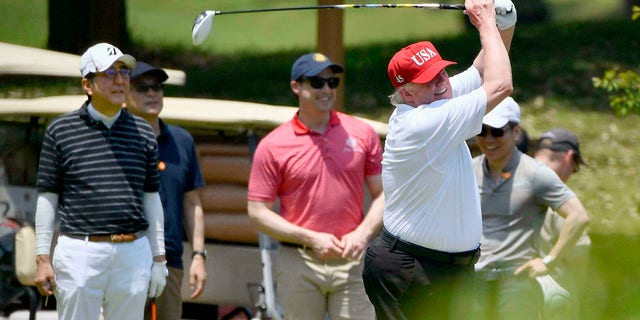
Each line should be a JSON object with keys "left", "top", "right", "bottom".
{"left": 274, "top": 246, "right": 375, "bottom": 320}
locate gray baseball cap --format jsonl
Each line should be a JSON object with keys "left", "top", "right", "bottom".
{"left": 537, "top": 128, "right": 586, "bottom": 165}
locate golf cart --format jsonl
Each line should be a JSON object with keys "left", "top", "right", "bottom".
{"left": 0, "top": 41, "right": 388, "bottom": 319}
{"left": 0, "top": 95, "right": 387, "bottom": 320}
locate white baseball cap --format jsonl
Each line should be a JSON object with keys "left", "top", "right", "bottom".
{"left": 483, "top": 96, "right": 521, "bottom": 128}
{"left": 79, "top": 42, "right": 136, "bottom": 78}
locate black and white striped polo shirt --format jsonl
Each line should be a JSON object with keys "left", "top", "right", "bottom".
{"left": 37, "top": 101, "right": 159, "bottom": 235}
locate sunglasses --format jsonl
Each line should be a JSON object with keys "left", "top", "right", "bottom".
{"left": 477, "top": 125, "right": 511, "bottom": 138}
{"left": 133, "top": 82, "right": 163, "bottom": 93}
{"left": 303, "top": 76, "right": 340, "bottom": 89}
{"left": 98, "top": 68, "right": 131, "bottom": 79}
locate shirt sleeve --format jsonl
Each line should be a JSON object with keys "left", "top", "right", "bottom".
{"left": 144, "top": 134, "right": 160, "bottom": 193}
{"left": 184, "top": 132, "right": 206, "bottom": 191}
{"left": 364, "top": 126, "right": 383, "bottom": 176}
{"left": 36, "top": 126, "right": 62, "bottom": 194}
{"left": 451, "top": 66, "right": 482, "bottom": 97}
{"left": 533, "top": 165, "right": 576, "bottom": 210}
{"left": 247, "top": 139, "right": 280, "bottom": 202}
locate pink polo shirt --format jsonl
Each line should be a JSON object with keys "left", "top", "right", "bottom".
{"left": 248, "top": 110, "right": 383, "bottom": 238}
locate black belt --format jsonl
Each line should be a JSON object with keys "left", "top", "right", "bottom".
{"left": 280, "top": 242, "right": 306, "bottom": 249}
{"left": 380, "top": 228, "right": 480, "bottom": 266}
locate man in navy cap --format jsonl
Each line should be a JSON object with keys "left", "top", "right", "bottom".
{"left": 126, "top": 61, "right": 207, "bottom": 320}
{"left": 247, "top": 52, "right": 384, "bottom": 319}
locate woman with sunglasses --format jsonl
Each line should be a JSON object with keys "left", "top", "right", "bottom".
{"left": 471, "top": 97, "right": 590, "bottom": 320}
{"left": 247, "top": 52, "right": 384, "bottom": 319}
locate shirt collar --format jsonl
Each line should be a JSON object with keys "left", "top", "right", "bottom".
{"left": 80, "top": 101, "right": 125, "bottom": 128}
{"left": 292, "top": 109, "right": 340, "bottom": 135}
{"left": 482, "top": 148, "right": 522, "bottom": 181}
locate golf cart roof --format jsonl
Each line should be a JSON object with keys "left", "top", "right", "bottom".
{"left": 0, "top": 95, "right": 388, "bottom": 136}
{"left": 0, "top": 42, "right": 186, "bottom": 86}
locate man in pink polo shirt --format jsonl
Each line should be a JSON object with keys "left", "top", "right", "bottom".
{"left": 247, "top": 52, "right": 384, "bottom": 319}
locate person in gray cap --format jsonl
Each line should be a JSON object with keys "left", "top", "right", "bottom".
{"left": 471, "top": 98, "right": 590, "bottom": 320}
{"left": 534, "top": 128, "right": 591, "bottom": 320}
{"left": 247, "top": 52, "right": 384, "bottom": 319}
{"left": 535, "top": 128, "right": 587, "bottom": 178}
{"left": 126, "top": 61, "right": 207, "bottom": 320}
{"left": 33, "top": 43, "right": 167, "bottom": 320}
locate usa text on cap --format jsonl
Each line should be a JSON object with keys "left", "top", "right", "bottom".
{"left": 387, "top": 41, "right": 456, "bottom": 88}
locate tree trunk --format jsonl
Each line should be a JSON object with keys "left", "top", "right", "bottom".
{"left": 317, "top": 0, "right": 344, "bottom": 111}
{"left": 48, "top": 0, "right": 129, "bottom": 55}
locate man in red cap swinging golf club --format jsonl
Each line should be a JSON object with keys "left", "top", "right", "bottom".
{"left": 362, "top": 0, "right": 517, "bottom": 319}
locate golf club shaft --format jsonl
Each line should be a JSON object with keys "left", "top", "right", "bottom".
{"left": 211, "top": 3, "right": 465, "bottom": 15}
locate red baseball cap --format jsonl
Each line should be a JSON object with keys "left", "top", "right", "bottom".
{"left": 387, "top": 41, "right": 456, "bottom": 88}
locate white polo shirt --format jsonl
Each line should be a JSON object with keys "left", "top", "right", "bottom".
{"left": 382, "top": 66, "right": 485, "bottom": 252}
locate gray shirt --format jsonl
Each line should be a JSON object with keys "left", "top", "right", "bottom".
{"left": 472, "top": 150, "right": 575, "bottom": 270}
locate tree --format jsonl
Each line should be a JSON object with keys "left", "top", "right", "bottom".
{"left": 592, "top": 6, "right": 640, "bottom": 116}
{"left": 48, "top": 0, "right": 129, "bottom": 54}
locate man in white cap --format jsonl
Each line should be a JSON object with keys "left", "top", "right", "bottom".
{"left": 471, "top": 97, "right": 590, "bottom": 319}
{"left": 33, "top": 43, "right": 168, "bottom": 320}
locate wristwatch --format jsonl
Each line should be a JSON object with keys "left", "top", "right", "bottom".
{"left": 192, "top": 250, "right": 208, "bottom": 260}
{"left": 542, "top": 255, "right": 555, "bottom": 266}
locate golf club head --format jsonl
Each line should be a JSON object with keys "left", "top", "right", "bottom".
{"left": 192, "top": 11, "right": 215, "bottom": 46}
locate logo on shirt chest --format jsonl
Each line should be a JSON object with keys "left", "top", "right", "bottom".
{"left": 343, "top": 137, "right": 360, "bottom": 153}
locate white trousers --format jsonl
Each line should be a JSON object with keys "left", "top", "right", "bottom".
{"left": 53, "top": 235, "right": 152, "bottom": 320}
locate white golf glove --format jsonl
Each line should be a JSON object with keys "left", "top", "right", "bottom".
{"left": 494, "top": 0, "right": 517, "bottom": 30}
{"left": 148, "top": 261, "right": 168, "bottom": 298}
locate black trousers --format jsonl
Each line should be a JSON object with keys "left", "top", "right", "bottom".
{"left": 362, "top": 232, "right": 475, "bottom": 320}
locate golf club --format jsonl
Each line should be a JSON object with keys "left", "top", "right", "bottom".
{"left": 192, "top": 3, "right": 466, "bottom": 45}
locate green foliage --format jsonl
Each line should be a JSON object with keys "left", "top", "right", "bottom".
{"left": 633, "top": 4, "right": 640, "bottom": 21}
{"left": 592, "top": 6, "right": 640, "bottom": 116}
{"left": 592, "top": 67, "right": 640, "bottom": 116}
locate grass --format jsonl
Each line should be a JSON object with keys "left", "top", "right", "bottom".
{"left": 1, "top": 0, "right": 639, "bottom": 318}
{"left": 0, "top": 0, "right": 625, "bottom": 53}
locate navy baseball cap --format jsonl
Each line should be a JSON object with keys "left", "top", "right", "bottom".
{"left": 291, "top": 53, "right": 344, "bottom": 81}
{"left": 130, "top": 61, "right": 168, "bottom": 83}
